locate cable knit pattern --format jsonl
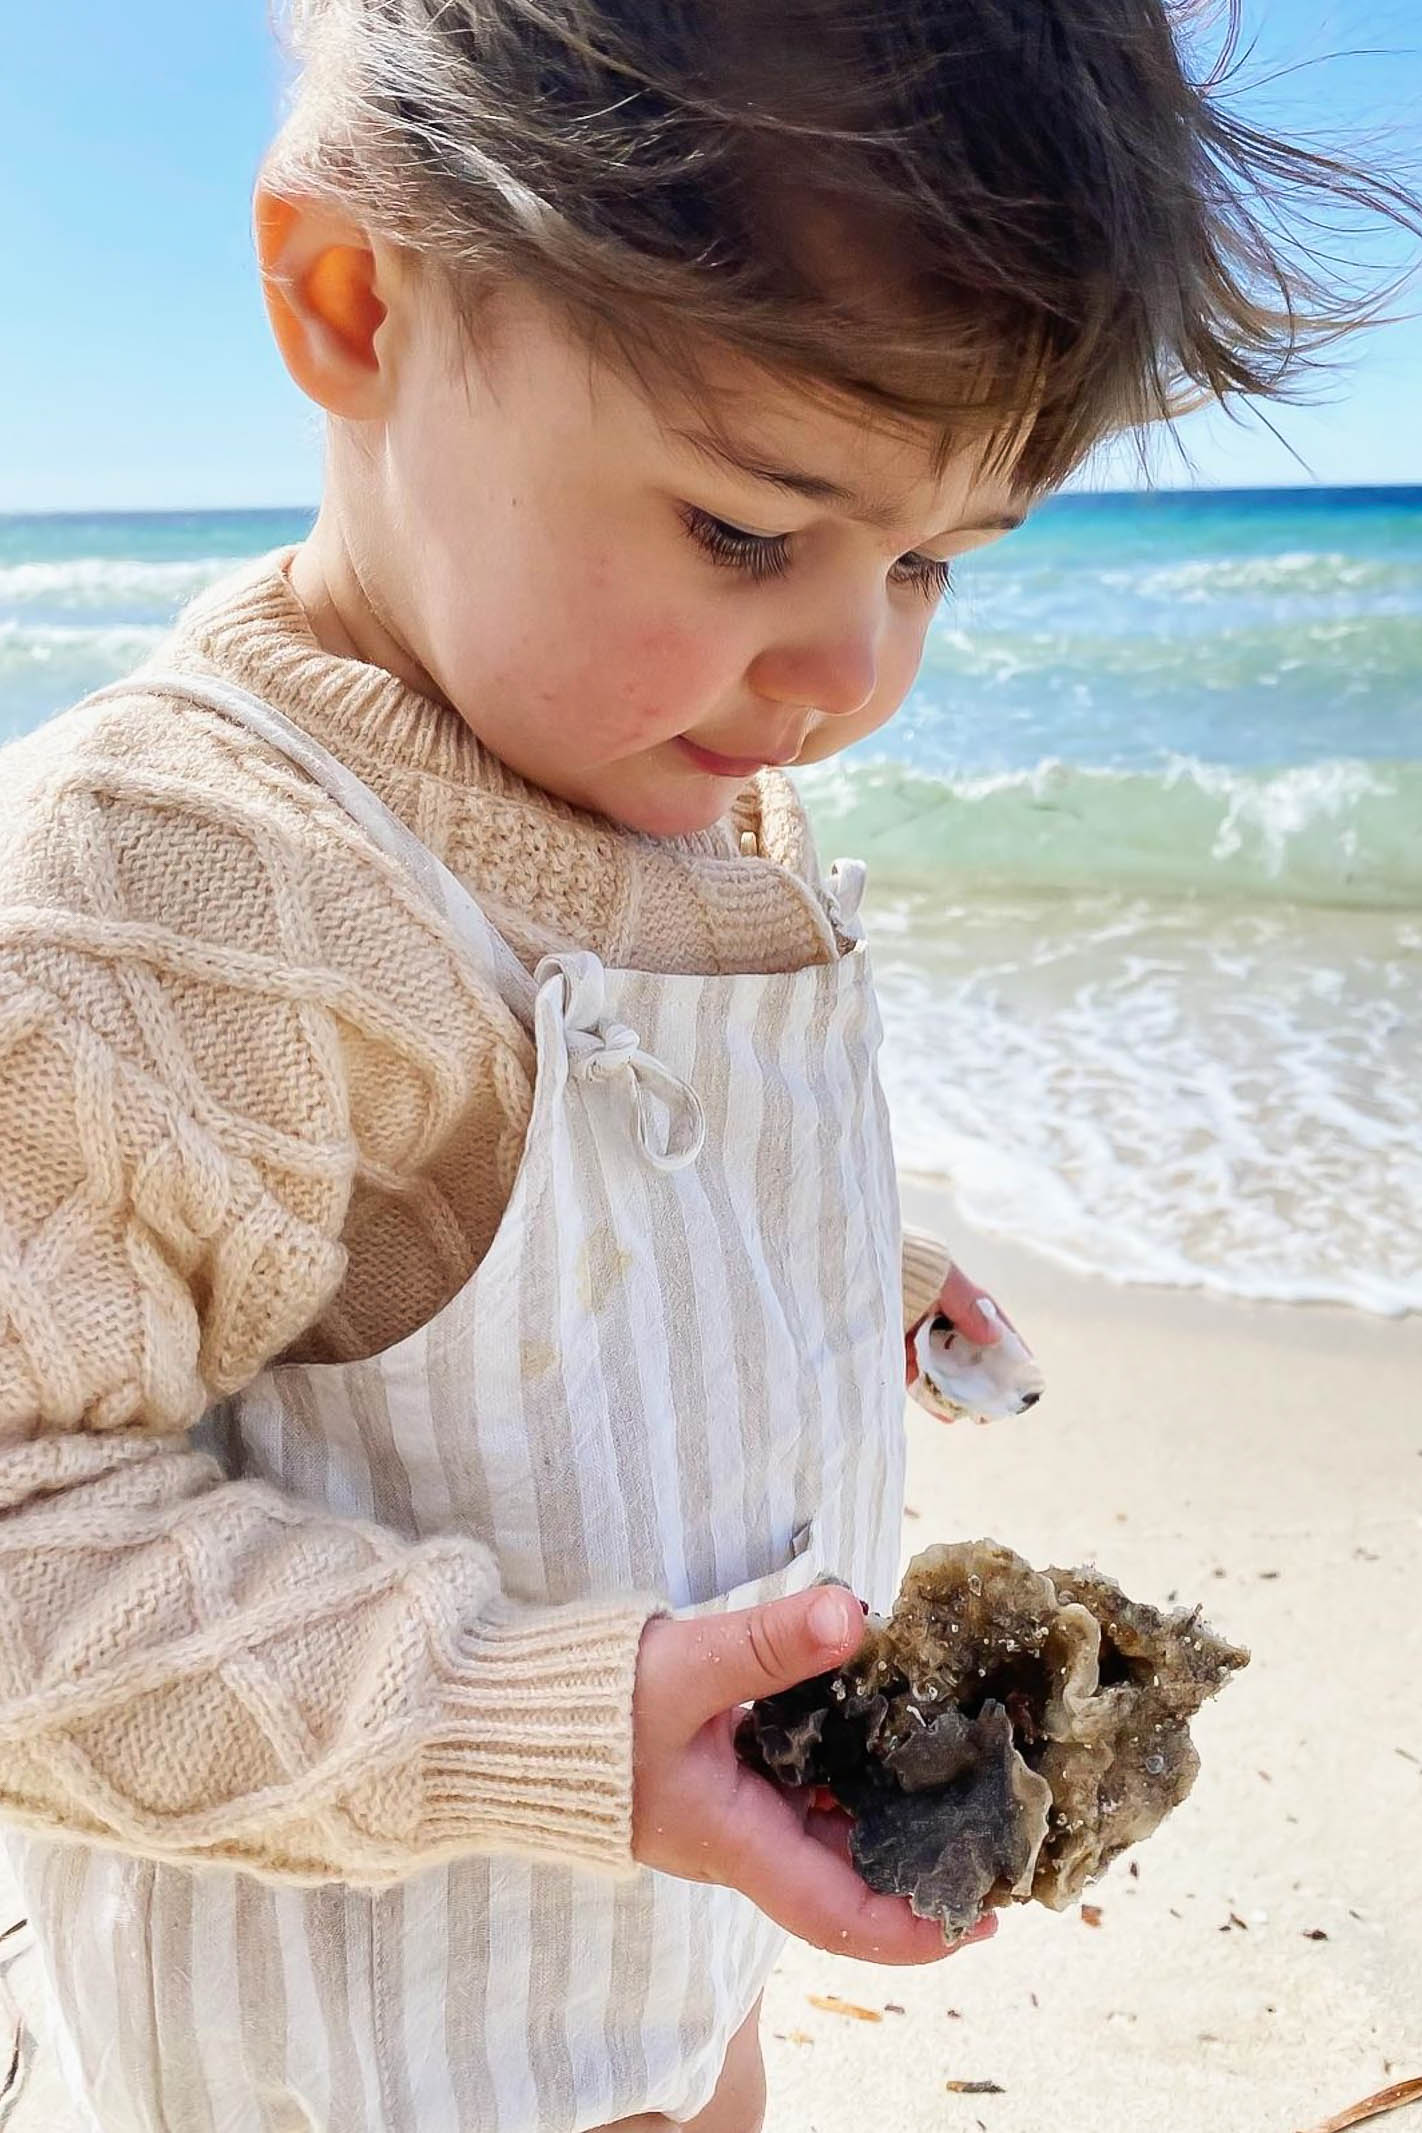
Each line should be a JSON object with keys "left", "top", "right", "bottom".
{"left": 0, "top": 549, "right": 950, "bottom": 1883}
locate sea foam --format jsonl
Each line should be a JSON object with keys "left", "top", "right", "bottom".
{"left": 800, "top": 754, "right": 1422, "bottom": 909}
{"left": 0, "top": 556, "right": 239, "bottom": 611}
{"left": 864, "top": 888, "right": 1421, "bottom": 1317}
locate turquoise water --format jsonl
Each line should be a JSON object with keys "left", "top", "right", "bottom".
{"left": 806, "top": 485, "right": 1422, "bottom": 907}
{"left": 1, "top": 492, "right": 1419, "bottom": 1311}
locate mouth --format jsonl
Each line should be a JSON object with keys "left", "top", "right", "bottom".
{"left": 675, "top": 735, "right": 801, "bottom": 778}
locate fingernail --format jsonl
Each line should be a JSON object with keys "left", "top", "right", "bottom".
{"left": 809, "top": 1590, "right": 852, "bottom": 1649}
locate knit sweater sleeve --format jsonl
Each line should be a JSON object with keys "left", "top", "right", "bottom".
{"left": 0, "top": 693, "right": 655, "bottom": 1885}
{"left": 901, "top": 1227, "right": 955, "bottom": 1331}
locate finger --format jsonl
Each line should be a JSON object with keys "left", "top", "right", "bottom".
{"left": 804, "top": 1802, "right": 857, "bottom": 1866}
{"left": 948, "top": 1914, "right": 999, "bottom": 1955}
{"left": 683, "top": 1585, "right": 866, "bottom": 1725}
{"left": 720, "top": 1773, "right": 971, "bottom": 1965}
{"left": 799, "top": 1811, "right": 1001, "bottom": 1957}
{"left": 946, "top": 1295, "right": 1001, "bottom": 1346}
{"left": 975, "top": 1291, "right": 1026, "bottom": 1342}
{"left": 936, "top": 1270, "right": 1011, "bottom": 1346}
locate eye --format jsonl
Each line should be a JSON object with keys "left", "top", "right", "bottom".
{"left": 681, "top": 506, "right": 792, "bottom": 582}
{"left": 680, "top": 504, "right": 955, "bottom": 602}
{"left": 890, "top": 554, "right": 955, "bottom": 602}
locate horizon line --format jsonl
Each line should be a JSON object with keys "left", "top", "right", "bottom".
{"left": 4, "top": 480, "right": 1422, "bottom": 521}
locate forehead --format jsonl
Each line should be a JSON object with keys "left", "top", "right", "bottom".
{"left": 465, "top": 285, "right": 1029, "bottom": 529}
{"left": 638, "top": 341, "right": 1029, "bottom": 532}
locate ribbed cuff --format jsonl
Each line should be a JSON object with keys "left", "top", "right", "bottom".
{"left": 420, "top": 1595, "right": 663, "bottom": 1872}
{"left": 901, "top": 1226, "right": 954, "bottom": 1333}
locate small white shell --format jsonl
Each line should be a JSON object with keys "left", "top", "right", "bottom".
{"left": 912, "top": 1298, "right": 1046, "bottom": 1423}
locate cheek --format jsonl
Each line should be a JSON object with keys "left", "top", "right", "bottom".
{"left": 559, "top": 606, "right": 732, "bottom": 746}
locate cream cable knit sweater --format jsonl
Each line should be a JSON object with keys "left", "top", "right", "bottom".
{"left": 0, "top": 550, "right": 952, "bottom": 1886}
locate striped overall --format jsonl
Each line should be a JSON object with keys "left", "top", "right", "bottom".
{"left": 2, "top": 673, "right": 907, "bottom": 2131}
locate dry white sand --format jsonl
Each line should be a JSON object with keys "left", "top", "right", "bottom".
{"left": 761, "top": 1184, "right": 1422, "bottom": 2133}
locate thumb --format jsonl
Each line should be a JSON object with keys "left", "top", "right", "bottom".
{"left": 936, "top": 1270, "right": 1007, "bottom": 1348}
{"left": 689, "top": 1584, "right": 865, "bottom": 1723}
{"left": 958, "top": 1301, "right": 1002, "bottom": 1346}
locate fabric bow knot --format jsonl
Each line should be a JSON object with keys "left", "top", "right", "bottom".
{"left": 538, "top": 953, "right": 707, "bottom": 1174}
{"left": 572, "top": 1020, "right": 642, "bottom": 1082}
{"left": 563, "top": 1006, "right": 706, "bottom": 1175}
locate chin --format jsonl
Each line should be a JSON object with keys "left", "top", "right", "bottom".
{"left": 543, "top": 743, "right": 754, "bottom": 840}
{"left": 660, "top": 786, "right": 754, "bottom": 836}
{"left": 583, "top": 774, "right": 747, "bottom": 841}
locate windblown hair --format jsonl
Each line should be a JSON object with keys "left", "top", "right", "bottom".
{"left": 269, "top": 0, "right": 1419, "bottom": 491}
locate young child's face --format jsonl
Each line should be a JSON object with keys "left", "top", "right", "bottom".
{"left": 354, "top": 283, "right": 1025, "bottom": 836}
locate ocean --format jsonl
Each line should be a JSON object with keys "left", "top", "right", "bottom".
{"left": 1, "top": 491, "right": 1418, "bottom": 1315}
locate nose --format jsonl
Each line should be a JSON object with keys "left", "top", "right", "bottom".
{"left": 745, "top": 606, "right": 882, "bottom": 721}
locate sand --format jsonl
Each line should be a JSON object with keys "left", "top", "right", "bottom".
{"left": 761, "top": 1182, "right": 1422, "bottom": 2133}
{"left": 3, "top": 1183, "right": 1418, "bottom": 2132}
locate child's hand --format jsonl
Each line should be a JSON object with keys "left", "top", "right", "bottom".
{"left": 904, "top": 1263, "right": 1008, "bottom": 1389}
{"left": 631, "top": 1584, "right": 998, "bottom": 1965}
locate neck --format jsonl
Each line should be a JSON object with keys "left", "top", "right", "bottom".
{"left": 287, "top": 510, "right": 439, "bottom": 702}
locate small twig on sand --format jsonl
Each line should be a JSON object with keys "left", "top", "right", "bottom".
{"left": 807, "top": 1994, "right": 883, "bottom": 2023}
{"left": 1297, "top": 2075, "right": 1422, "bottom": 2133}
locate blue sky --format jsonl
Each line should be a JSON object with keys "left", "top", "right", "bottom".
{"left": 1, "top": 1, "right": 1418, "bottom": 511}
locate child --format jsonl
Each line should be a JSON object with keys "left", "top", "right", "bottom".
{"left": 0, "top": 3, "right": 1406, "bottom": 2128}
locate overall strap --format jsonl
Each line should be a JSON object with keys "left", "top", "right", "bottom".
{"left": 80, "top": 669, "right": 705, "bottom": 1170}
{"left": 81, "top": 669, "right": 540, "bottom": 1022}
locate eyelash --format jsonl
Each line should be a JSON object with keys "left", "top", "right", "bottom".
{"left": 680, "top": 505, "right": 955, "bottom": 602}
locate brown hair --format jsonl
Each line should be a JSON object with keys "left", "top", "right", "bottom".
{"left": 270, "top": 0, "right": 1420, "bottom": 491}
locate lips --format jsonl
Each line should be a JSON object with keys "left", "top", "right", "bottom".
{"left": 676, "top": 736, "right": 801, "bottom": 777}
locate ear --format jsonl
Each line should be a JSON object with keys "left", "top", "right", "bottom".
{"left": 254, "top": 180, "right": 396, "bottom": 419}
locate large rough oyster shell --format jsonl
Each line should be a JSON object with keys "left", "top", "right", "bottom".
{"left": 735, "top": 1538, "right": 1249, "bottom": 1936}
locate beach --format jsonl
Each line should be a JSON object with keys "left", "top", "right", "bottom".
{"left": 763, "top": 1186, "right": 1422, "bottom": 2133}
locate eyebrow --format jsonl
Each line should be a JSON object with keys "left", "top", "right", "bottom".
{"left": 669, "top": 424, "right": 1027, "bottom": 536}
